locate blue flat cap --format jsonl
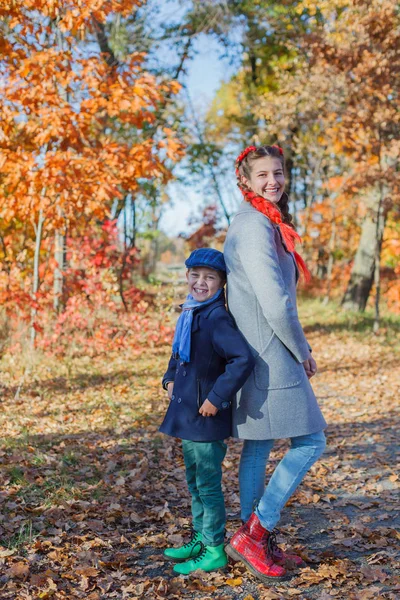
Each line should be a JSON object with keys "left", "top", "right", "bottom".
{"left": 185, "top": 248, "right": 226, "bottom": 273}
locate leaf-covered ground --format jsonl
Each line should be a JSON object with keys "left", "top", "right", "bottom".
{"left": 0, "top": 297, "right": 399, "bottom": 600}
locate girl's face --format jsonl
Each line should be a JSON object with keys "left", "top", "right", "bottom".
{"left": 186, "top": 267, "right": 224, "bottom": 302}
{"left": 243, "top": 156, "right": 285, "bottom": 204}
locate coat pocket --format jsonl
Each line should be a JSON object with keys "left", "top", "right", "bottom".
{"left": 254, "top": 333, "right": 305, "bottom": 390}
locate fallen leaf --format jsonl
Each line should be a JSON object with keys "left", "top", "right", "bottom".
{"left": 75, "top": 566, "right": 99, "bottom": 577}
{"left": 6, "top": 561, "right": 29, "bottom": 579}
{"left": 360, "top": 565, "right": 389, "bottom": 583}
{"left": 226, "top": 576, "right": 243, "bottom": 586}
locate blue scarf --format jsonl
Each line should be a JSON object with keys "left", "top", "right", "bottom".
{"left": 172, "top": 289, "right": 223, "bottom": 363}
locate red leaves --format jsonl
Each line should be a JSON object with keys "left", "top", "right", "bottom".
{"left": 0, "top": 219, "right": 175, "bottom": 357}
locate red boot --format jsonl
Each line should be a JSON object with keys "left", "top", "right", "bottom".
{"left": 265, "top": 530, "right": 304, "bottom": 568}
{"left": 225, "top": 513, "right": 286, "bottom": 582}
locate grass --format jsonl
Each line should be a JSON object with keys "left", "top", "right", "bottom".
{"left": 14, "top": 473, "right": 83, "bottom": 505}
{"left": 8, "top": 466, "right": 26, "bottom": 485}
{"left": 1, "top": 520, "right": 40, "bottom": 551}
{"left": 62, "top": 451, "right": 79, "bottom": 466}
{"left": 299, "top": 296, "right": 400, "bottom": 349}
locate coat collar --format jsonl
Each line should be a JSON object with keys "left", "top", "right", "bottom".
{"left": 233, "top": 200, "right": 299, "bottom": 278}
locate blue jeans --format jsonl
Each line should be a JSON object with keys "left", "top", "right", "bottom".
{"left": 239, "top": 431, "right": 326, "bottom": 531}
{"left": 182, "top": 439, "right": 227, "bottom": 546}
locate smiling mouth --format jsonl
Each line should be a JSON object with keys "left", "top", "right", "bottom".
{"left": 263, "top": 187, "right": 280, "bottom": 194}
{"left": 193, "top": 288, "right": 208, "bottom": 294}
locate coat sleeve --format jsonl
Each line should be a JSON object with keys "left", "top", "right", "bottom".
{"left": 207, "top": 311, "right": 256, "bottom": 410}
{"left": 162, "top": 353, "right": 178, "bottom": 390}
{"left": 234, "top": 212, "right": 310, "bottom": 363}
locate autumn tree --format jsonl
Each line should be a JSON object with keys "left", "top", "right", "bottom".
{"left": 202, "top": 0, "right": 400, "bottom": 316}
{"left": 303, "top": 0, "right": 400, "bottom": 315}
{"left": 0, "top": 0, "right": 183, "bottom": 343}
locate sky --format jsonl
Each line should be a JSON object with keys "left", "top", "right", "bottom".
{"left": 158, "top": 35, "right": 238, "bottom": 237}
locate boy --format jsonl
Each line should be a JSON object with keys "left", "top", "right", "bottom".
{"left": 160, "top": 247, "right": 255, "bottom": 575}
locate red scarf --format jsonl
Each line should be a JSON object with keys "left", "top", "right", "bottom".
{"left": 241, "top": 188, "right": 311, "bottom": 283}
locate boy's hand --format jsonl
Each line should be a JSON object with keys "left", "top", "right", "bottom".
{"left": 303, "top": 356, "right": 317, "bottom": 379}
{"left": 199, "top": 399, "right": 218, "bottom": 417}
{"left": 167, "top": 382, "right": 174, "bottom": 399}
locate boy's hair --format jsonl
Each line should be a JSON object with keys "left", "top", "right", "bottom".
{"left": 216, "top": 270, "right": 227, "bottom": 284}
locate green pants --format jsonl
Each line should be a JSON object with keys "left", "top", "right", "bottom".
{"left": 182, "top": 439, "right": 227, "bottom": 547}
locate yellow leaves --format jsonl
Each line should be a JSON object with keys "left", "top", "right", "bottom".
{"left": 296, "top": 0, "right": 351, "bottom": 18}
{"left": 36, "top": 577, "right": 58, "bottom": 599}
{"left": 226, "top": 576, "right": 243, "bottom": 586}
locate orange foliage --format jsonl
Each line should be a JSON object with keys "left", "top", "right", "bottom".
{"left": 0, "top": 21, "right": 182, "bottom": 226}
{"left": 0, "top": 0, "right": 184, "bottom": 349}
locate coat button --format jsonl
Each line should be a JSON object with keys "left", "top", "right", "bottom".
{"left": 178, "top": 398, "right": 182, "bottom": 403}
{"left": 221, "top": 401, "right": 230, "bottom": 409}
{"left": 183, "top": 370, "right": 187, "bottom": 376}
{"left": 172, "top": 395, "right": 175, "bottom": 400}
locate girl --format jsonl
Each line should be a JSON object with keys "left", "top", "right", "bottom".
{"left": 224, "top": 145, "right": 327, "bottom": 582}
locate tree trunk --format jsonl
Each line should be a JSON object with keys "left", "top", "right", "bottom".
{"left": 324, "top": 210, "right": 337, "bottom": 305}
{"left": 31, "top": 209, "right": 45, "bottom": 348}
{"left": 118, "top": 196, "right": 129, "bottom": 311}
{"left": 341, "top": 193, "right": 385, "bottom": 312}
{"left": 373, "top": 185, "right": 386, "bottom": 332}
{"left": 131, "top": 196, "right": 136, "bottom": 248}
{"left": 53, "top": 27, "right": 69, "bottom": 313}
{"left": 53, "top": 228, "right": 66, "bottom": 312}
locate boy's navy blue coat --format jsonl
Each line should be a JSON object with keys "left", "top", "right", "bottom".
{"left": 159, "top": 293, "right": 255, "bottom": 442}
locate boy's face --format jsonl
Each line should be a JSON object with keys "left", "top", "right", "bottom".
{"left": 186, "top": 267, "right": 224, "bottom": 302}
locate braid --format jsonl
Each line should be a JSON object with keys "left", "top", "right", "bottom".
{"left": 236, "top": 145, "right": 295, "bottom": 229}
{"left": 277, "top": 192, "right": 295, "bottom": 229}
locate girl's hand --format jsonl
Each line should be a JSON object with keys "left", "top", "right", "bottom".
{"left": 303, "top": 356, "right": 317, "bottom": 379}
{"left": 199, "top": 399, "right": 218, "bottom": 417}
{"left": 167, "top": 382, "right": 174, "bottom": 399}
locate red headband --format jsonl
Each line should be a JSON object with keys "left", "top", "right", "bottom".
{"left": 271, "top": 145, "right": 284, "bottom": 156}
{"left": 235, "top": 146, "right": 256, "bottom": 174}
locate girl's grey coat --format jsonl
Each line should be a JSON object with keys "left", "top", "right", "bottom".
{"left": 224, "top": 201, "right": 327, "bottom": 440}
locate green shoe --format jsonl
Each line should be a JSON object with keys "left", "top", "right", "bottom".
{"left": 164, "top": 530, "right": 203, "bottom": 562}
{"left": 173, "top": 542, "right": 228, "bottom": 575}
